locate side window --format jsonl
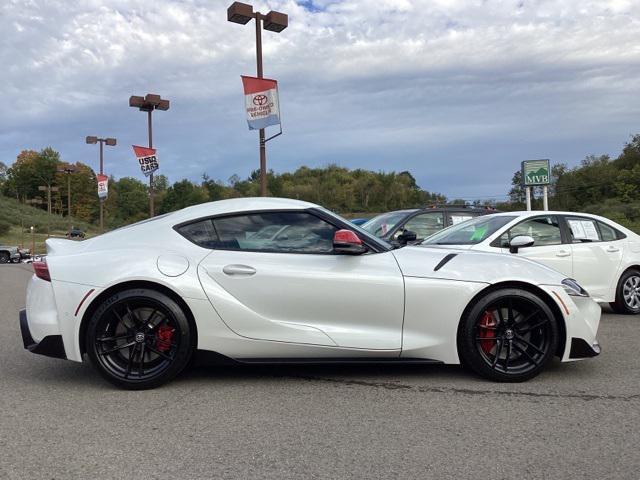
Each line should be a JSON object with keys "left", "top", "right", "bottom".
{"left": 212, "top": 212, "right": 338, "bottom": 254}
{"left": 449, "top": 213, "right": 474, "bottom": 226}
{"left": 176, "top": 219, "right": 218, "bottom": 248}
{"left": 566, "top": 217, "right": 601, "bottom": 243}
{"left": 394, "top": 212, "right": 444, "bottom": 239}
{"left": 597, "top": 221, "right": 620, "bottom": 242}
{"left": 498, "top": 216, "right": 562, "bottom": 247}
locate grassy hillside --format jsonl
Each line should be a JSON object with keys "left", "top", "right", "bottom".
{"left": 0, "top": 195, "right": 98, "bottom": 254}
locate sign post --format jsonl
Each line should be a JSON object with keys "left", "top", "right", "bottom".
{"left": 521, "top": 159, "right": 551, "bottom": 211}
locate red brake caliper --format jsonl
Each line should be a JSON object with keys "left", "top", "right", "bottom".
{"left": 156, "top": 325, "right": 175, "bottom": 352}
{"left": 478, "top": 311, "right": 496, "bottom": 355}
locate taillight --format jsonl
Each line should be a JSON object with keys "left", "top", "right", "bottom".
{"left": 33, "top": 261, "right": 51, "bottom": 282}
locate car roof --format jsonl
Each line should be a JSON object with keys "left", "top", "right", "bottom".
{"left": 489, "top": 210, "right": 604, "bottom": 218}
{"left": 167, "top": 197, "right": 320, "bottom": 224}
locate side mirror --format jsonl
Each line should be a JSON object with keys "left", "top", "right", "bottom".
{"left": 333, "top": 229, "right": 367, "bottom": 255}
{"left": 509, "top": 235, "right": 535, "bottom": 254}
{"left": 397, "top": 230, "right": 418, "bottom": 246}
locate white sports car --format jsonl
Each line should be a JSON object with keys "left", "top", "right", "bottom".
{"left": 20, "top": 198, "right": 601, "bottom": 389}
{"left": 422, "top": 211, "right": 640, "bottom": 314}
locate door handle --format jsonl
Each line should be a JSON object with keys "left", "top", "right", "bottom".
{"left": 556, "top": 250, "right": 571, "bottom": 257}
{"left": 223, "top": 264, "right": 257, "bottom": 276}
{"left": 606, "top": 246, "right": 620, "bottom": 253}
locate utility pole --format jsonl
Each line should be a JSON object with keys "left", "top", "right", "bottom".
{"left": 129, "top": 94, "right": 169, "bottom": 217}
{"left": 227, "top": 2, "right": 288, "bottom": 196}
{"left": 38, "top": 185, "right": 58, "bottom": 237}
{"left": 58, "top": 167, "right": 76, "bottom": 230}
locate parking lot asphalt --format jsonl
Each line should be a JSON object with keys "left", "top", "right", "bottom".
{"left": 1, "top": 264, "right": 639, "bottom": 479}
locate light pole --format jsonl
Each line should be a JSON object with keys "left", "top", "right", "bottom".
{"left": 227, "top": 2, "right": 288, "bottom": 197}
{"left": 58, "top": 167, "right": 76, "bottom": 229}
{"left": 86, "top": 136, "right": 116, "bottom": 231}
{"left": 129, "top": 94, "right": 170, "bottom": 217}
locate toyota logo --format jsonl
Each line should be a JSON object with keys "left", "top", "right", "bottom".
{"left": 253, "top": 94, "right": 268, "bottom": 106}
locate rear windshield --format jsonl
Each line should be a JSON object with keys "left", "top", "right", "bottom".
{"left": 422, "top": 215, "right": 516, "bottom": 245}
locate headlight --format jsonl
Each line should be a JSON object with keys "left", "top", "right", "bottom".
{"left": 562, "top": 278, "right": 589, "bottom": 297}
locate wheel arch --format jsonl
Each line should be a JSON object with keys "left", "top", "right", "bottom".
{"left": 457, "top": 281, "right": 567, "bottom": 359}
{"left": 78, "top": 280, "right": 198, "bottom": 356}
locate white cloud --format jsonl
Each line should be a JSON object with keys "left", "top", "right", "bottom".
{"left": 1, "top": 0, "right": 640, "bottom": 198}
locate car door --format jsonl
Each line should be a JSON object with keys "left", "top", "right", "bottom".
{"left": 563, "top": 216, "right": 624, "bottom": 300}
{"left": 493, "top": 215, "right": 573, "bottom": 277}
{"left": 182, "top": 210, "right": 405, "bottom": 350}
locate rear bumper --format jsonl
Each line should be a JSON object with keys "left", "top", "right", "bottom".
{"left": 19, "top": 309, "right": 66, "bottom": 359}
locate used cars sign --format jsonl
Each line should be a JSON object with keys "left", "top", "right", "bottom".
{"left": 132, "top": 145, "right": 159, "bottom": 177}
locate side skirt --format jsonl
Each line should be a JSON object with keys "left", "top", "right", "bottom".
{"left": 194, "top": 350, "right": 443, "bottom": 367}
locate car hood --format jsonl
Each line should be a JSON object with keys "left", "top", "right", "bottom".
{"left": 391, "top": 245, "right": 566, "bottom": 285}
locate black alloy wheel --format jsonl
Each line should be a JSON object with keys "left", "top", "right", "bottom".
{"left": 458, "top": 288, "right": 558, "bottom": 382}
{"left": 86, "top": 288, "right": 193, "bottom": 389}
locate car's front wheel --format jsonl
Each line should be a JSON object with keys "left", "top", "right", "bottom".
{"left": 458, "top": 288, "right": 559, "bottom": 382}
{"left": 610, "top": 269, "right": 640, "bottom": 315}
{"left": 86, "top": 288, "right": 194, "bottom": 389}
{"left": 0, "top": 252, "right": 9, "bottom": 264}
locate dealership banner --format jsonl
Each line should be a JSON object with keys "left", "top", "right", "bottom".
{"left": 132, "top": 145, "right": 159, "bottom": 177}
{"left": 97, "top": 174, "right": 108, "bottom": 199}
{"left": 241, "top": 75, "right": 280, "bottom": 130}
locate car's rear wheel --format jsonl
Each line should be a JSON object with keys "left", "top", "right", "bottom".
{"left": 610, "top": 269, "right": 640, "bottom": 315}
{"left": 458, "top": 288, "right": 558, "bottom": 382}
{"left": 86, "top": 288, "right": 193, "bottom": 389}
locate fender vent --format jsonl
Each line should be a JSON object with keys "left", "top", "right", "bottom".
{"left": 434, "top": 253, "right": 458, "bottom": 271}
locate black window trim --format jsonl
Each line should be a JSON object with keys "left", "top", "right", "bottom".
{"left": 490, "top": 214, "right": 566, "bottom": 249}
{"left": 173, "top": 208, "right": 390, "bottom": 255}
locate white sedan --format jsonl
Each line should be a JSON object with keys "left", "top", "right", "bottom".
{"left": 422, "top": 211, "right": 640, "bottom": 314}
{"left": 20, "top": 198, "right": 600, "bottom": 389}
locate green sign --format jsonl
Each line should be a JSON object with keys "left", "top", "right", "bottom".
{"left": 522, "top": 159, "right": 550, "bottom": 186}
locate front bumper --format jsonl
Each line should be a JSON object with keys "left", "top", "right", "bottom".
{"left": 569, "top": 338, "right": 601, "bottom": 359}
{"left": 19, "top": 309, "right": 66, "bottom": 359}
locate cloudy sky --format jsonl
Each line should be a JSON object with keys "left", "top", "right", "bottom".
{"left": 2, "top": 0, "right": 640, "bottom": 200}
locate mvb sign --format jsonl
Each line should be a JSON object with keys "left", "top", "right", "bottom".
{"left": 521, "top": 159, "right": 550, "bottom": 186}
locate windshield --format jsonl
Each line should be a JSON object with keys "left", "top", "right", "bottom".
{"left": 422, "top": 215, "right": 516, "bottom": 245}
{"left": 361, "top": 211, "right": 416, "bottom": 237}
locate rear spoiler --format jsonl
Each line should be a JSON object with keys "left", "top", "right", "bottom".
{"left": 45, "top": 238, "right": 84, "bottom": 256}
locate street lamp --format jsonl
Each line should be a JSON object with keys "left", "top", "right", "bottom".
{"left": 129, "top": 93, "right": 170, "bottom": 217}
{"left": 57, "top": 167, "right": 76, "bottom": 229}
{"left": 86, "top": 135, "right": 117, "bottom": 231}
{"left": 227, "top": 2, "right": 288, "bottom": 197}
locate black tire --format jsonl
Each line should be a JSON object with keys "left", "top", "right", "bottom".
{"left": 610, "top": 269, "right": 640, "bottom": 315}
{"left": 0, "top": 252, "right": 9, "bottom": 264}
{"left": 86, "top": 288, "right": 194, "bottom": 390}
{"left": 458, "top": 288, "right": 559, "bottom": 382}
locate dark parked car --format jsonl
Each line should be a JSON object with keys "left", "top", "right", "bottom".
{"left": 350, "top": 218, "right": 369, "bottom": 226}
{"left": 360, "top": 205, "right": 498, "bottom": 246}
{"left": 66, "top": 228, "right": 85, "bottom": 239}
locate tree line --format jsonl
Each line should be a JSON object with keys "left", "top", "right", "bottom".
{"left": 3, "top": 133, "right": 640, "bottom": 232}
{"left": 503, "top": 134, "right": 640, "bottom": 232}
{"left": 0, "top": 149, "right": 445, "bottom": 228}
